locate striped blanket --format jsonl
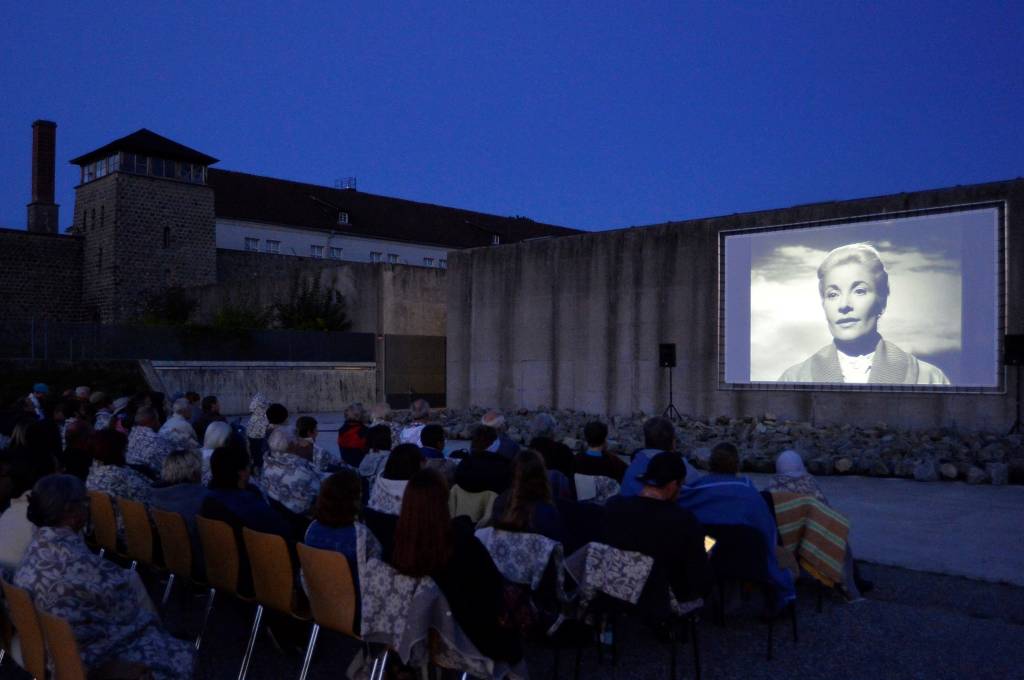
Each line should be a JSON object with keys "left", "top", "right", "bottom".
{"left": 771, "top": 492, "right": 850, "bottom": 588}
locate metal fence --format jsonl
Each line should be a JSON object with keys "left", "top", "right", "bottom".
{"left": 0, "top": 320, "right": 376, "bottom": 363}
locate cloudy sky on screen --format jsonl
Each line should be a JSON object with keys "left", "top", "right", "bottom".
{"left": 749, "top": 214, "right": 963, "bottom": 382}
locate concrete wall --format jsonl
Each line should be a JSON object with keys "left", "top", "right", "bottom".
{"left": 150, "top": 361, "right": 376, "bottom": 415}
{"left": 0, "top": 228, "right": 84, "bottom": 322}
{"left": 448, "top": 179, "right": 1024, "bottom": 429}
{"left": 204, "top": 251, "right": 447, "bottom": 336}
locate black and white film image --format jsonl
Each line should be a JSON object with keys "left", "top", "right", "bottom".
{"left": 723, "top": 207, "right": 1000, "bottom": 387}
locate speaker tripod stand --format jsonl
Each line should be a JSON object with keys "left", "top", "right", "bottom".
{"left": 662, "top": 365, "right": 682, "bottom": 421}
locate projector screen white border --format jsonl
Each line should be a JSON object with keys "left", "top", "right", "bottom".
{"left": 717, "top": 201, "right": 1006, "bottom": 394}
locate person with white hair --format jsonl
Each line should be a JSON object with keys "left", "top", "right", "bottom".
{"left": 126, "top": 406, "right": 172, "bottom": 478}
{"left": 151, "top": 450, "right": 207, "bottom": 556}
{"left": 200, "top": 421, "right": 233, "bottom": 486}
{"left": 74, "top": 385, "right": 91, "bottom": 401}
{"left": 481, "top": 410, "right": 519, "bottom": 460}
{"left": 399, "top": 398, "right": 432, "bottom": 445}
{"left": 158, "top": 397, "right": 199, "bottom": 449}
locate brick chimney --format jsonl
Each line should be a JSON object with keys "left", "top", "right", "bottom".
{"left": 27, "top": 120, "right": 59, "bottom": 233}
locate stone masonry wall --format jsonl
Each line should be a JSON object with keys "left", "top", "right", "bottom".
{"left": 77, "top": 173, "right": 216, "bottom": 323}
{"left": 447, "top": 179, "right": 1024, "bottom": 430}
{"left": 0, "top": 228, "right": 84, "bottom": 322}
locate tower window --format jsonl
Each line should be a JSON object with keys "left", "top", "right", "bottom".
{"left": 338, "top": 212, "right": 349, "bottom": 225}
{"left": 370, "top": 251, "right": 382, "bottom": 263}
{"left": 245, "top": 237, "right": 259, "bottom": 252}
{"left": 387, "top": 253, "right": 399, "bottom": 264}
{"left": 265, "top": 240, "right": 280, "bottom": 254}
{"left": 439, "top": 259, "right": 447, "bottom": 269}
{"left": 310, "top": 245, "right": 325, "bottom": 259}
{"left": 328, "top": 247, "right": 343, "bottom": 260}
{"left": 424, "top": 257, "right": 434, "bottom": 266}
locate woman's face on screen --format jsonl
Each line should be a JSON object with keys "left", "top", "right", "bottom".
{"left": 821, "top": 261, "right": 881, "bottom": 342}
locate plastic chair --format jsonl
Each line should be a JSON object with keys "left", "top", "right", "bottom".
{"left": 1, "top": 579, "right": 46, "bottom": 680}
{"left": 296, "top": 543, "right": 360, "bottom": 680}
{"left": 37, "top": 610, "right": 150, "bottom": 680}
{"left": 238, "top": 527, "right": 310, "bottom": 680}
{"left": 119, "top": 498, "right": 155, "bottom": 572}
{"left": 151, "top": 509, "right": 200, "bottom": 609}
{"left": 88, "top": 490, "right": 121, "bottom": 560}
{"left": 195, "top": 516, "right": 252, "bottom": 651}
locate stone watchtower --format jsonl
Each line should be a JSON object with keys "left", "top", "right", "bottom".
{"left": 69, "top": 129, "right": 218, "bottom": 323}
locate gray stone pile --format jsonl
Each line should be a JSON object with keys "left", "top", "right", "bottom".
{"left": 408, "top": 407, "right": 1022, "bottom": 485}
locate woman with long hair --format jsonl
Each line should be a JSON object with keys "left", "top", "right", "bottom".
{"left": 391, "top": 469, "right": 521, "bottom": 663}
{"left": 493, "top": 449, "right": 566, "bottom": 542}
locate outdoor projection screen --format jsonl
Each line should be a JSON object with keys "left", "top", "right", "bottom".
{"left": 721, "top": 204, "right": 1003, "bottom": 391}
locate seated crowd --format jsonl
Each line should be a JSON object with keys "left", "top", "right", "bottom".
{"left": 0, "top": 385, "right": 869, "bottom": 679}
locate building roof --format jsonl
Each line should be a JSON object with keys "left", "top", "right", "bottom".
{"left": 70, "top": 129, "right": 219, "bottom": 166}
{"left": 207, "top": 168, "right": 580, "bottom": 248}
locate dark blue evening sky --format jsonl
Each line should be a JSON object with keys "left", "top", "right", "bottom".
{"left": 1, "top": 2, "right": 1021, "bottom": 232}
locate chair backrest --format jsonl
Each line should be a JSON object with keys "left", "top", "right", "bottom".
{"left": 196, "top": 516, "right": 240, "bottom": 593}
{"left": 242, "top": 527, "right": 300, "bottom": 615}
{"left": 151, "top": 509, "right": 192, "bottom": 578}
{"left": 1, "top": 579, "right": 47, "bottom": 680}
{"left": 119, "top": 498, "right": 154, "bottom": 564}
{"left": 703, "top": 523, "right": 771, "bottom": 582}
{"left": 88, "top": 490, "right": 118, "bottom": 553}
{"left": 37, "top": 611, "right": 87, "bottom": 680}
{"left": 447, "top": 485, "right": 496, "bottom": 526}
{"left": 296, "top": 543, "right": 357, "bottom": 636}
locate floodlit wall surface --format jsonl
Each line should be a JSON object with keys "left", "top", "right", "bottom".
{"left": 150, "top": 361, "right": 376, "bottom": 414}
{"left": 447, "top": 179, "right": 1024, "bottom": 429}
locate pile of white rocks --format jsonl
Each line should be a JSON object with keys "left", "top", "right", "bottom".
{"left": 405, "top": 407, "right": 1022, "bottom": 485}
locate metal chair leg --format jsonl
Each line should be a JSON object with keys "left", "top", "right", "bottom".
{"left": 371, "top": 649, "right": 390, "bottom": 680}
{"left": 299, "top": 623, "right": 320, "bottom": 680}
{"left": 98, "top": 547, "right": 106, "bottom": 559}
{"left": 160, "top": 573, "right": 177, "bottom": 609}
{"left": 129, "top": 559, "right": 138, "bottom": 571}
{"left": 237, "top": 604, "right": 265, "bottom": 680}
{"left": 690, "top": 615, "right": 701, "bottom": 680}
{"left": 0, "top": 648, "right": 6, "bottom": 667}
{"left": 195, "top": 588, "right": 216, "bottom": 650}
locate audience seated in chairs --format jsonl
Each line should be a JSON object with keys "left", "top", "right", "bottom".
{"left": 491, "top": 449, "right": 567, "bottom": 543}
{"left": 0, "top": 451, "right": 57, "bottom": 576}
{"left": 399, "top": 398, "right": 432, "bottom": 446}
{"left": 15, "top": 474, "right": 195, "bottom": 680}
{"left": 200, "top": 420, "right": 232, "bottom": 486}
{"left": 193, "top": 395, "right": 226, "bottom": 444}
{"left": 453, "top": 426, "right": 512, "bottom": 495}
{"left": 528, "top": 413, "right": 575, "bottom": 480}
{"left": 391, "top": 468, "right": 522, "bottom": 664}
{"left": 767, "top": 450, "right": 871, "bottom": 599}
{"left": 481, "top": 410, "right": 520, "bottom": 460}
{"left": 125, "top": 406, "right": 172, "bottom": 479}
{"left": 337, "top": 402, "right": 370, "bottom": 467}
{"left": 620, "top": 417, "right": 700, "bottom": 497}
{"left": 677, "top": 442, "right": 796, "bottom": 612}
{"left": 303, "top": 469, "right": 362, "bottom": 595}
{"left": 603, "top": 451, "right": 712, "bottom": 621}
{"left": 364, "top": 444, "right": 425, "bottom": 556}
{"left": 297, "top": 415, "right": 340, "bottom": 472}
{"left": 574, "top": 421, "right": 627, "bottom": 482}
{"left": 419, "top": 423, "right": 446, "bottom": 460}
{"left": 357, "top": 424, "right": 394, "bottom": 488}
{"left": 59, "top": 417, "right": 94, "bottom": 481}
{"left": 262, "top": 415, "right": 324, "bottom": 518}
{"left": 150, "top": 449, "right": 208, "bottom": 542}
{"left": 85, "top": 429, "right": 152, "bottom": 504}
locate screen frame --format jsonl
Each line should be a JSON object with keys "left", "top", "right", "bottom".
{"left": 717, "top": 201, "right": 1007, "bottom": 394}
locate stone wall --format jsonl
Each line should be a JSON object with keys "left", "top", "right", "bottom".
{"left": 205, "top": 251, "right": 447, "bottom": 336}
{"left": 76, "top": 173, "right": 216, "bottom": 323}
{"left": 447, "top": 179, "right": 1024, "bottom": 429}
{"left": 149, "top": 360, "right": 376, "bottom": 415}
{"left": 0, "top": 228, "right": 84, "bottom": 322}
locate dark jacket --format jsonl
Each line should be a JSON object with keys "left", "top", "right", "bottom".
{"left": 602, "top": 495, "right": 712, "bottom": 620}
{"left": 573, "top": 450, "right": 628, "bottom": 483}
{"left": 454, "top": 451, "right": 511, "bottom": 494}
{"left": 530, "top": 437, "right": 575, "bottom": 478}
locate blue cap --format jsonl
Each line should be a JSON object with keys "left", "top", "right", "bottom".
{"left": 32, "top": 383, "right": 49, "bottom": 394}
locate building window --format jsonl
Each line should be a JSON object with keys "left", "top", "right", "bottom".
{"left": 370, "top": 251, "right": 382, "bottom": 263}
{"left": 310, "top": 245, "right": 325, "bottom": 259}
{"left": 439, "top": 259, "right": 447, "bottom": 269}
{"left": 387, "top": 253, "right": 398, "bottom": 264}
{"left": 338, "top": 212, "right": 349, "bottom": 225}
{"left": 329, "top": 247, "right": 343, "bottom": 260}
{"left": 245, "top": 237, "right": 259, "bottom": 252}
{"left": 423, "top": 257, "right": 434, "bottom": 267}
{"left": 264, "top": 240, "right": 280, "bottom": 254}
{"left": 491, "top": 234, "right": 500, "bottom": 245}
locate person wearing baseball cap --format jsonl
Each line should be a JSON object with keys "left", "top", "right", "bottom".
{"left": 601, "top": 451, "right": 712, "bottom": 618}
